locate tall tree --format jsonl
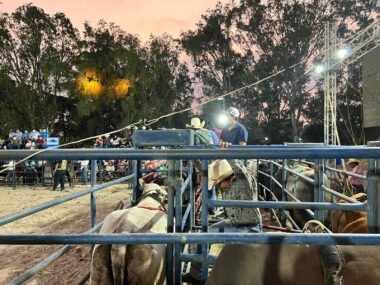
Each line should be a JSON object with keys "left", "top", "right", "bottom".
{"left": 0, "top": 4, "right": 79, "bottom": 130}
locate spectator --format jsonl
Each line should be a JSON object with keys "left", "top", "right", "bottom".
{"left": 36, "top": 135, "right": 46, "bottom": 149}
{"left": 95, "top": 136, "right": 104, "bottom": 147}
{"left": 15, "top": 129, "right": 23, "bottom": 141}
{"left": 117, "top": 160, "right": 128, "bottom": 176}
{"left": 186, "top": 118, "right": 213, "bottom": 145}
{"left": 111, "top": 135, "right": 121, "bottom": 147}
{"left": 25, "top": 139, "right": 36, "bottom": 149}
{"left": 347, "top": 158, "right": 367, "bottom": 193}
{"left": 219, "top": 107, "right": 248, "bottom": 147}
{"left": 52, "top": 160, "right": 68, "bottom": 191}
{"left": 22, "top": 130, "right": 29, "bottom": 146}
{"left": 29, "top": 129, "right": 40, "bottom": 141}
{"left": 80, "top": 160, "right": 89, "bottom": 184}
{"left": 104, "top": 134, "right": 112, "bottom": 148}
{"left": 8, "top": 129, "right": 16, "bottom": 139}
{"left": 204, "top": 120, "right": 220, "bottom": 145}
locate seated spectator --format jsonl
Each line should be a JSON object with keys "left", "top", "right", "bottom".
{"left": 95, "top": 136, "right": 104, "bottom": 148}
{"left": 25, "top": 139, "right": 36, "bottom": 149}
{"left": 111, "top": 135, "right": 121, "bottom": 147}
{"left": 29, "top": 129, "right": 40, "bottom": 141}
{"left": 36, "top": 135, "right": 46, "bottom": 149}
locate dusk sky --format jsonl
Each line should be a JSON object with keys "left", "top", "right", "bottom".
{"left": 1, "top": 0, "right": 228, "bottom": 40}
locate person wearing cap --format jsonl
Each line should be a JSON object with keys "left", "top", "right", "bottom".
{"left": 220, "top": 107, "right": 248, "bottom": 147}
{"left": 183, "top": 159, "right": 261, "bottom": 283}
{"left": 186, "top": 118, "right": 214, "bottom": 145}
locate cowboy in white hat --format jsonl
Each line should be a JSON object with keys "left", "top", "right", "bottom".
{"left": 219, "top": 107, "right": 248, "bottom": 147}
{"left": 183, "top": 159, "right": 261, "bottom": 283}
{"left": 186, "top": 118, "right": 214, "bottom": 145}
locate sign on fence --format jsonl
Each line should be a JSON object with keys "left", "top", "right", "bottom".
{"left": 45, "top": 137, "right": 59, "bottom": 149}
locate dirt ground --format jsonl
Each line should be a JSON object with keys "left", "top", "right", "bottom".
{"left": 0, "top": 184, "right": 132, "bottom": 285}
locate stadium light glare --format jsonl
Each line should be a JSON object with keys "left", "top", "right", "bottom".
{"left": 218, "top": 114, "right": 228, "bottom": 126}
{"left": 315, "top": 64, "right": 325, "bottom": 74}
{"left": 336, "top": 48, "right": 350, "bottom": 59}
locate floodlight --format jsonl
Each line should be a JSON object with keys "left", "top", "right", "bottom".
{"left": 218, "top": 114, "right": 228, "bottom": 126}
{"left": 336, "top": 48, "right": 350, "bottom": 59}
{"left": 315, "top": 64, "right": 325, "bottom": 74}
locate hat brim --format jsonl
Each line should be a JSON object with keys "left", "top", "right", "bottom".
{"left": 186, "top": 121, "right": 205, "bottom": 129}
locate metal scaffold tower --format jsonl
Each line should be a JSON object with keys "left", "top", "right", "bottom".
{"left": 323, "top": 19, "right": 380, "bottom": 145}
{"left": 323, "top": 22, "right": 337, "bottom": 145}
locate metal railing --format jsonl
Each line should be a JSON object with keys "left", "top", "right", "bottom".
{"left": 0, "top": 145, "right": 379, "bottom": 285}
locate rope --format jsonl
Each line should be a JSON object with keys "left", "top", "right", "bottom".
{"left": 302, "top": 220, "right": 332, "bottom": 234}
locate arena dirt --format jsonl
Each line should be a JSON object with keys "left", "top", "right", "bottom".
{"left": 0, "top": 184, "right": 131, "bottom": 285}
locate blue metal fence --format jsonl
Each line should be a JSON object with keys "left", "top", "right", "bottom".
{"left": 0, "top": 143, "right": 379, "bottom": 284}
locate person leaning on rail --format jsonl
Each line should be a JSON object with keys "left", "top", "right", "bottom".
{"left": 182, "top": 159, "right": 262, "bottom": 284}
{"left": 219, "top": 107, "right": 248, "bottom": 148}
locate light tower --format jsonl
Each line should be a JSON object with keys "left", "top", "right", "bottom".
{"left": 322, "top": 19, "right": 379, "bottom": 145}
{"left": 323, "top": 22, "right": 338, "bottom": 145}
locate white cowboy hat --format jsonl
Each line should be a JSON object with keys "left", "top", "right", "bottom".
{"left": 208, "top": 159, "right": 234, "bottom": 190}
{"left": 186, "top": 118, "right": 205, "bottom": 129}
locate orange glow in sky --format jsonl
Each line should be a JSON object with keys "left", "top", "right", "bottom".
{"left": 1, "top": 0, "right": 229, "bottom": 40}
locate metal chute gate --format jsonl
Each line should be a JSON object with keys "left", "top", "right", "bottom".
{"left": 0, "top": 130, "right": 379, "bottom": 285}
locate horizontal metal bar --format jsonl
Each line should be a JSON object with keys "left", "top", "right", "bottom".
{"left": 1, "top": 233, "right": 380, "bottom": 246}
{"left": 258, "top": 182, "right": 301, "bottom": 230}
{"left": 0, "top": 174, "right": 134, "bottom": 227}
{"left": 325, "top": 165, "right": 367, "bottom": 180}
{"left": 208, "top": 200, "right": 368, "bottom": 211}
{"left": 180, "top": 253, "right": 218, "bottom": 264}
{"left": 321, "top": 185, "right": 360, "bottom": 203}
{"left": 8, "top": 223, "right": 103, "bottom": 285}
{"left": 267, "top": 175, "right": 314, "bottom": 217}
{"left": 1, "top": 147, "right": 380, "bottom": 160}
{"left": 283, "top": 166, "right": 314, "bottom": 184}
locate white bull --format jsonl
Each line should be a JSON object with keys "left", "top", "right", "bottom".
{"left": 90, "top": 183, "right": 167, "bottom": 285}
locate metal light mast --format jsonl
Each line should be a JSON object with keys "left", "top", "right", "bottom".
{"left": 323, "top": 19, "right": 380, "bottom": 145}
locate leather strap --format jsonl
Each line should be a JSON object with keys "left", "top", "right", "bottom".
{"left": 318, "top": 245, "right": 345, "bottom": 285}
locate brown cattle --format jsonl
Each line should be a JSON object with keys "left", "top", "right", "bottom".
{"left": 90, "top": 183, "right": 167, "bottom": 285}
{"left": 332, "top": 193, "right": 367, "bottom": 233}
{"left": 207, "top": 244, "right": 380, "bottom": 285}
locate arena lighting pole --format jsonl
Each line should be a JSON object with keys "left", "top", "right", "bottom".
{"left": 322, "top": 19, "right": 380, "bottom": 146}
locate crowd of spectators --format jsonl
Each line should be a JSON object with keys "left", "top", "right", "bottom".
{"left": 0, "top": 128, "right": 60, "bottom": 150}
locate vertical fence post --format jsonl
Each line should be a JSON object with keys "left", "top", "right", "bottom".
{"left": 132, "top": 159, "right": 141, "bottom": 205}
{"left": 90, "top": 160, "right": 97, "bottom": 228}
{"left": 12, "top": 162, "right": 16, "bottom": 189}
{"left": 189, "top": 161, "right": 194, "bottom": 230}
{"left": 367, "top": 141, "right": 380, "bottom": 233}
{"left": 201, "top": 159, "right": 209, "bottom": 282}
{"left": 174, "top": 160, "right": 183, "bottom": 285}
{"left": 281, "top": 159, "right": 287, "bottom": 225}
{"left": 166, "top": 160, "right": 175, "bottom": 285}
{"left": 269, "top": 161, "right": 274, "bottom": 200}
{"left": 314, "top": 159, "right": 324, "bottom": 222}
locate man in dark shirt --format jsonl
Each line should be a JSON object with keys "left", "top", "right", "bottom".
{"left": 220, "top": 107, "right": 248, "bottom": 147}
